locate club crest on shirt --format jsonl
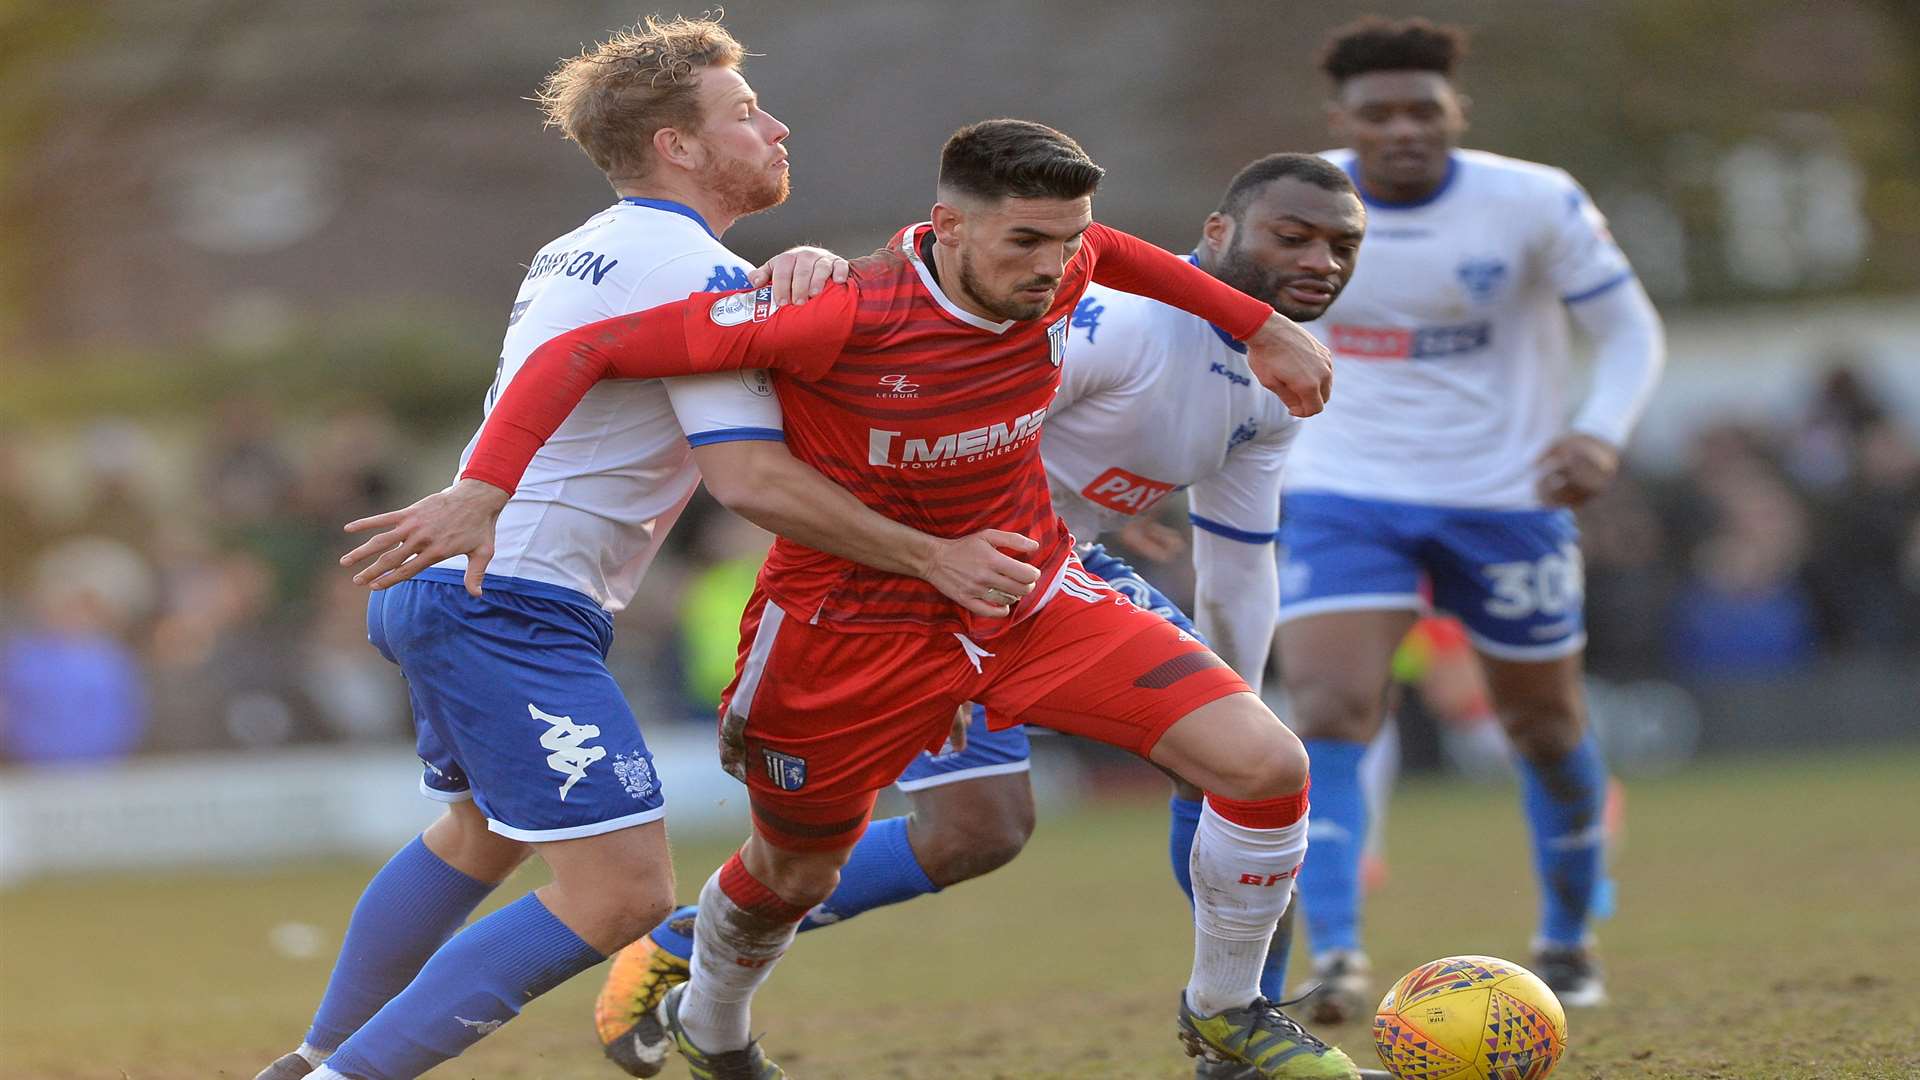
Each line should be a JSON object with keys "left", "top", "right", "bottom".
{"left": 1455, "top": 257, "right": 1508, "bottom": 304}
{"left": 762, "top": 748, "right": 807, "bottom": 791}
{"left": 1047, "top": 313, "right": 1070, "bottom": 366}
{"left": 710, "top": 285, "right": 777, "bottom": 327}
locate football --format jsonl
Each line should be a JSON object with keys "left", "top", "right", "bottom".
{"left": 1372, "top": 955, "right": 1568, "bottom": 1080}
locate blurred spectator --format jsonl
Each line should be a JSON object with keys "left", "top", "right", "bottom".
{"left": 1580, "top": 477, "right": 1679, "bottom": 677}
{"left": 1666, "top": 464, "right": 1818, "bottom": 680}
{"left": 1783, "top": 359, "right": 1884, "bottom": 493}
{"left": 0, "top": 539, "right": 153, "bottom": 764}
{"left": 676, "top": 514, "right": 773, "bottom": 717}
{"left": 1805, "top": 419, "right": 1920, "bottom": 649}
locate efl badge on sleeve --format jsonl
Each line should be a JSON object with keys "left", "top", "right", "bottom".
{"left": 1047, "top": 313, "right": 1069, "bottom": 366}
{"left": 762, "top": 749, "right": 808, "bottom": 791}
{"left": 710, "top": 285, "right": 778, "bottom": 327}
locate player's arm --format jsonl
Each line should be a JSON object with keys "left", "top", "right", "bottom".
{"left": 693, "top": 439, "right": 1040, "bottom": 618}
{"left": 341, "top": 286, "right": 858, "bottom": 593}
{"left": 1187, "top": 426, "right": 1296, "bottom": 694}
{"left": 460, "top": 285, "right": 858, "bottom": 496}
{"left": 1536, "top": 176, "right": 1668, "bottom": 507}
{"left": 1080, "top": 223, "right": 1333, "bottom": 418}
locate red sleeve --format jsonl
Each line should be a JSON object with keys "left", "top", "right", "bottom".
{"left": 461, "top": 284, "right": 857, "bottom": 494}
{"left": 1082, "top": 222, "right": 1274, "bottom": 341}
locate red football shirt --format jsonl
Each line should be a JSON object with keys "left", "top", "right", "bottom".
{"left": 465, "top": 220, "right": 1275, "bottom": 639}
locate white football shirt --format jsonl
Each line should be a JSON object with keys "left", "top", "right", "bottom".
{"left": 437, "top": 198, "right": 781, "bottom": 611}
{"left": 1046, "top": 280, "right": 1300, "bottom": 550}
{"left": 1285, "top": 149, "right": 1636, "bottom": 509}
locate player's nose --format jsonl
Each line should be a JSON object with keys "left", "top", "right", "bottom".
{"left": 1297, "top": 242, "right": 1339, "bottom": 275}
{"left": 764, "top": 111, "right": 791, "bottom": 143}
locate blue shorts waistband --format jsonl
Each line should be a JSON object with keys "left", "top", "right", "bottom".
{"left": 413, "top": 568, "right": 612, "bottom": 625}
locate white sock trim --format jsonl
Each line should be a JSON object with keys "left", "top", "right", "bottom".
{"left": 296, "top": 1043, "right": 332, "bottom": 1068}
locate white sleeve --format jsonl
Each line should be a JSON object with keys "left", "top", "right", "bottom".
{"left": 1566, "top": 275, "right": 1666, "bottom": 446}
{"left": 1056, "top": 289, "right": 1146, "bottom": 411}
{"left": 1187, "top": 423, "right": 1295, "bottom": 692}
{"left": 1539, "top": 171, "right": 1636, "bottom": 303}
{"left": 628, "top": 249, "right": 786, "bottom": 444}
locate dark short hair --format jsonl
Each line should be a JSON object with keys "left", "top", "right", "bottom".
{"left": 939, "top": 119, "right": 1105, "bottom": 202}
{"left": 1318, "top": 16, "right": 1468, "bottom": 84}
{"left": 1216, "top": 153, "right": 1357, "bottom": 219}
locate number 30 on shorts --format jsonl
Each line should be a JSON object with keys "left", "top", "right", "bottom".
{"left": 1480, "top": 543, "right": 1583, "bottom": 620}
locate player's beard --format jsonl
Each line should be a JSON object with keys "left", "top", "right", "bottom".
{"left": 701, "top": 152, "right": 790, "bottom": 221}
{"left": 958, "top": 247, "right": 1054, "bottom": 322}
{"left": 1216, "top": 234, "right": 1331, "bottom": 324}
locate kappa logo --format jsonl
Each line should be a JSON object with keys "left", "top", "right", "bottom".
{"left": 1071, "top": 296, "right": 1104, "bottom": 344}
{"left": 877, "top": 373, "right": 921, "bottom": 397}
{"left": 704, "top": 265, "right": 753, "bottom": 292}
{"left": 709, "top": 285, "right": 776, "bottom": 327}
{"left": 456, "top": 1016, "right": 505, "bottom": 1035}
{"left": 762, "top": 749, "right": 808, "bottom": 791}
{"left": 530, "top": 703, "right": 604, "bottom": 801}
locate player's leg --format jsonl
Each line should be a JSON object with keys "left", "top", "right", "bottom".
{"left": 662, "top": 596, "right": 968, "bottom": 1075}
{"left": 1273, "top": 492, "right": 1425, "bottom": 1023}
{"left": 257, "top": 594, "right": 534, "bottom": 1080}
{"left": 1427, "top": 505, "right": 1609, "bottom": 1005}
{"left": 1273, "top": 607, "right": 1411, "bottom": 1023}
{"left": 305, "top": 577, "right": 674, "bottom": 1080}
{"left": 994, "top": 579, "right": 1355, "bottom": 1079}
{"left": 597, "top": 711, "right": 1032, "bottom": 1074}
{"left": 1478, "top": 650, "right": 1610, "bottom": 1005}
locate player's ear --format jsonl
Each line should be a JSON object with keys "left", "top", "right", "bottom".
{"left": 1201, "top": 212, "right": 1234, "bottom": 257}
{"left": 930, "top": 201, "right": 964, "bottom": 246}
{"left": 1455, "top": 92, "right": 1473, "bottom": 132}
{"left": 652, "top": 125, "right": 697, "bottom": 172}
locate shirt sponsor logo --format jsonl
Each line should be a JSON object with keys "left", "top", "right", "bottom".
{"left": 877, "top": 373, "right": 921, "bottom": 397}
{"left": 867, "top": 405, "right": 1049, "bottom": 469}
{"left": 1081, "top": 466, "right": 1178, "bottom": 516}
{"left": 709, "top": 285, "right": 776, "bottom": 327}
{"left": 1328, "top": 321, "right": 1492, "bottom": 361}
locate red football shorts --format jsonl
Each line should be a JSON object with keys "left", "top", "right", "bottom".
{"left": 717, "top": 557, "right": 1250, "bottom": 851}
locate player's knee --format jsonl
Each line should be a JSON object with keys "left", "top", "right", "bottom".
{"left": 916, "top": 800, "right": 1035, "bottom": 886}
{"left": 752, "top": 848, "right": 845, "bottom": 909}
{"left": 1285, "top": 677, "right": 1381, "bottom": 743}
{"left": 425, "top": 806, "right": 532, "bottom": 884}
{"left": 1503, "top": 701, "right": 1585, "bottom": 764}
{"left": 1207, "top": 736, "right": 1310, "bottom": 803}
{"left": 598, "top": 885, "right": 679, "bottom": 951}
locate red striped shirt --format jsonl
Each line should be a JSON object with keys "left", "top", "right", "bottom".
{"left": 463, "top": 220, "right": 1274, "bottom": 639}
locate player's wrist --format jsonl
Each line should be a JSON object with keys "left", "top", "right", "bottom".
{"left": 452, "top": 476, "right": 514, "bottom": 508}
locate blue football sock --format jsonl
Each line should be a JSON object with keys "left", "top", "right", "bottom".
{"left": 1167, "top": 795, "right": 1203, "bottom": 904}
{"left": 323, "top": 894, "right": 601, "bottom": 1080}
{"left": 798, "top": 815, "right": 939, "bottom": 930}
{"left": 1519, "top": 731, "right": 1609, "bottom": 947}
{"left": 1260, "top": 907, "right": 1294, "bottom": 1001}
{"left": 1296, "top": 739, "right": 1369, "bottom": 958}
{"left": 304, "top": 835, "right": 495, "bottom": 1051}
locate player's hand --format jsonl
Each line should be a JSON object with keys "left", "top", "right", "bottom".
{"left": 1117, "top": 516, "right": 1187, "bottom": 562}
{"left": 340, "top": 478, "right": 511, "bottom": 596}
{"left": 1536, "top": 433, "right": 1619, "bottom": 507}
{"left": 1245, "top": 312, "right": 1334, "bottom": 418}
{"left": 922, "top": 529, "right": 1042, "bottom": 618}
{"left": 948, "top": 704, "right": 973, "bottom": 753}
{"left": 749, "top": 246, "right": 848, "bottom": 307}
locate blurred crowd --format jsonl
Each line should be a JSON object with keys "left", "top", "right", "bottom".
{"left": 1, "top": 366, "right": 1916, "bottom": 767}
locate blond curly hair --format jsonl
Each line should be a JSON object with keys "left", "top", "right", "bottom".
{"left": 536, "top": 13, "right": 747, "bottom": 182}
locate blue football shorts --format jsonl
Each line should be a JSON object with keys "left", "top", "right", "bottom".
{"left": 894, "top": 542, "right": 1202, "bottom": 790}
{"left": 1276, "top": 491, "right": 1586, "bottom": 661}
{"left": 366, "top": 568, "right": 667, "bottom": 840}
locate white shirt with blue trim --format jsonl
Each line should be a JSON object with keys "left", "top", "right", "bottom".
{"left": 1047, "top": 282, "right": 1300, "bottom": 546}
{"left": 1286, "top": 148, "right": 1638, "bottom": 509}
{"left": 438, "top": 199, "right": 783, "bottom": 611}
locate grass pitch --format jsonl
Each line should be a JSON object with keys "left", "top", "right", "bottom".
{"left": 4, "top": 749, "right": 1918, "bottom": 1079}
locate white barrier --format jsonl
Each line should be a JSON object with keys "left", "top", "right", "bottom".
{"left": 0, "top": 729, "right": 1089, "bottom": 887}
